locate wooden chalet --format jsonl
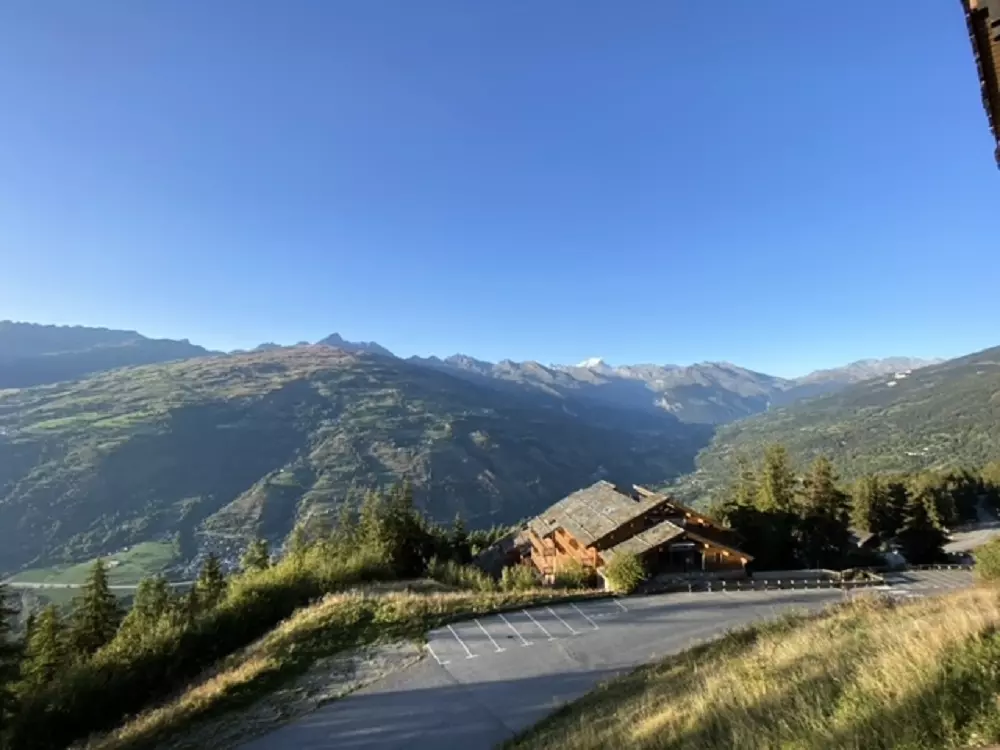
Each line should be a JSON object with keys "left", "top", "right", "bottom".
{"left": 963, "top": 0, "right": 1000, "bottom": 167}
{"left": 525, "top": 481, "right": 752, "bottom": 584}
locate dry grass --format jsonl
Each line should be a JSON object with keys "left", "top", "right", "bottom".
{"left": 509, "top": 588, "right": 1000, "bottom": 750}
{"left": 84, "top": 587, "right": 587, "bottom": 750}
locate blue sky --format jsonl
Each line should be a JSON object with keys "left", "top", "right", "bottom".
{"left": 1, "top": 1, "right": 997, "bottom": 378}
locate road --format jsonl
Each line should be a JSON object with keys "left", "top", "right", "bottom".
{"left": 2, "top": 580, "right": 194, "bottom": 591}
{"left": 240, "top": 569, "right": 972, "bottom": 750}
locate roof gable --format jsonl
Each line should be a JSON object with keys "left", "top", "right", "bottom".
{"left": 526, "top": 480, "right": 669, "bottom": 548}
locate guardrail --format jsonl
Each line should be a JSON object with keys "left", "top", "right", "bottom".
{"left": 644, "top": 578, "right": 889, "bottom": 595}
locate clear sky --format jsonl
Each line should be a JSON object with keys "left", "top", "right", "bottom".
{"left": 1, "top": 1, "right": 997, "bottom": 377}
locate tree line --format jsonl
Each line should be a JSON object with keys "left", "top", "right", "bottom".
{"left": 709, "top": 446, "right": 1000, "bottom": 570}
{"left": 0, "top": 482, "right": 512, "bottom": 750}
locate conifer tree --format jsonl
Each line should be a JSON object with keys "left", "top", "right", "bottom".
{"left": 195, "top": 554, "right": 228, "bottom": 611}
{"left": 117, "top": 575, "right": 174, "bottom": 645}
{"left": 897, "top": 493, "right": 947, "bottom": 564}
{"left": 241, "top": 539, "right": 271, "bottom": 573}
{"left": 878, "top": 480, "right": 910, "bottom": 538}
{"left": 18, "top": 604, "right": 69, "bottom": 692}
{"left": 0, "top": 584, "right": 20, "bottom": 737}
{"left": 732, "top": 455, "right": 759, "bottom": 508}
{"left": 358, "top": 489, "right": 388, "bottom": 557}
{"left": 756, "top": 444, "right": 797, "bottom": 512}
{"left": 798, "top": 456, "right": 851, "bottom": 567}
{"left": 70, "top": 559, "right": 123, "bottom": 657}
{"left": 851, "top": 475, "right": 887, "bottom": 533}
{"left": 450, "top": 513, "right": 471, "bottom": 564}
{"left": 331, "top": 502, "right": 357, "bottom": 552}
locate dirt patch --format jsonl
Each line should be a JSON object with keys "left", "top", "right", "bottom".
{"left": 153, "top": 640, "right": 425, "bottom": 750}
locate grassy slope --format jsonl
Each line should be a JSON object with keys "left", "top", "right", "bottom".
{"left": 85, "top": 587, "right": 597, "bottom": 750}
{"left": 0, "top": 347, "right": 703, "bottom": 572}
{"left": 8, "top": 541, "right": 180, "bottom": 585}
{"left": 675, "top": 345, "right": 1000, "bottom": 503}
{"left": 509, "top": 587, "right": 1000, "bottom": 750}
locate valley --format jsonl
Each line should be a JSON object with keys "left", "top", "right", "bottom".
{"left": 0, "top": 320, "right": 988, "bottom": 578}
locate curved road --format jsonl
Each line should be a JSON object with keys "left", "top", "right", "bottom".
{"left": 240, "top": 570, "right": 972, "bottom": 750}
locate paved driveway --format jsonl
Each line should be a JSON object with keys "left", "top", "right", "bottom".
{"left": 240, "top": 571, "right": 974, "bottom": 750}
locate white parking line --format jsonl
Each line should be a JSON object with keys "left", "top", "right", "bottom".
{"left": 426, "top": 642, "right": 450, "bottom": 666}
{"left": 547, "top": 606, "right": 579, "bottom": 635}
{"left": 571, "top": 602, "right": 600, "bottom": 630}
{"left": 475, "top": 618, "right": 506, "bottom": 653}
{"left": 522, "top": 608, "right": 555, "bottom": 640}
{"left": 447, "top": 624, "right": 478, "bottom": 659}
{"left": 613, "top": 598, "right": 628, "bottom": 613}
{"left": 499, "top": 613, "right": 533, "bottom": 646}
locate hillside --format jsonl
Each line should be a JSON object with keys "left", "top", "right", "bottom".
{"left": 412, "top": 354, "right": 937, "bottom": 425}
{"left": 509, "top": 588, "right": 1000, "bottom": 750}
{"left": 0, "top": 321, "right": 212, "bottom": 388}
{"left": 0, "top": 347, "right": 706, "bottom": 574}
{"left": 675, "top": 345, "right": 1000, "bottom": 503}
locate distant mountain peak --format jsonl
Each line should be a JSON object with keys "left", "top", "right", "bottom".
{"left": 315, "top": 333, "right": 394, "bottom": 358}
{"left": 576, "top": 357, "right": 607, "bottom": 369}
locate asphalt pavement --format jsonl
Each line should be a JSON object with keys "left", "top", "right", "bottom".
{"left": 238, "top": 569, "right": 973, "bottom": 750}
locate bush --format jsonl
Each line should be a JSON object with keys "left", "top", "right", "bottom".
{"left": 552, "top": 559, "right": 592, "bottom": 590}
{"left": 500, "top": 565, "right": 538, "bottom": 592}
{"left": 974, "top": 538, "right": 1000, "bottom": 582}
{"left": 602, "top": 552, "right": 646, "bottom": 594}
{"left": 426, "top": 558, "right": 497, "bottom": 593}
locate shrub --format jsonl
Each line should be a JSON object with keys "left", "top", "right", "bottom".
{"left": 602, "top": 552, "right": 646, "bottom": 594}
{"left": 552, "top": 559, "right": 591, "bottom": 590}
{"left": 974, "top": 538, "right": 1000, "bottom": 582}
{"left": 426, "top": 558, "right": 497, "bottom": 593}
{"left": 500, "top": 564, "right": 538, "bottom": 592}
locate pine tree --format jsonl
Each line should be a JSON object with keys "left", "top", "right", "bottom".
{"left": 117, "top": 576, "right": 174, "bottom": 645}
{"left": 358, "top": 489, "right": 388, "bottom": 558}
{"left": 0, "top": 584, "right": 20, "bottom": 737}
{"left": 851, "top": 475, "right": 887, "bottom": 533}
{"left": 70, "top": 559, "right": 123, "bottom": 657}
{"left": 798, "top": 456, "right": 852, "bottom": 567}
{"left": 756, "top": 445, "right": 797, "bottom": 512}
{"left": 733, "top": 455, "right": 758, "bottom": 508}
{"left": 878, "top": 480, "right": 909, "bottom": 538}
{"left": 331, "top": 502, "right": 357, "bottom": 553}
{"left": 18, "top": 604, "right": 69, "bottom": 692}
{"left": 285, "top": 520, "right": 309, "bottom": 562}
{"left": 897, "top": 493, "right": 948, "bottom": 564}
{"left": 241, "top": 539, "right": 271, "bottom": 573}
{"left": 450, "top": 513, "right": 471, "bottom": 564}
{"left": 195, "top": 554, "right": 228, "bottom": 611}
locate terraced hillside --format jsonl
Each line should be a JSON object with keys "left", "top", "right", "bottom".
{"left": 0, "top": 347, "right": 707, "bottom": 574}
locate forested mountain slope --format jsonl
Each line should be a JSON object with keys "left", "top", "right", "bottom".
{"left": 0, "top": 347, "right": 707, "bottom": 573}
{"left": 675, "top": 345, "right": 1000, "bottom": 503}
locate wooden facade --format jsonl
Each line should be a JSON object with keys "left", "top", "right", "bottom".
{"left": 963, "top": 0, "right": 1000, "bottom": 166}
{"left": 524, "top": 481, "right": 752, "bottom": 583}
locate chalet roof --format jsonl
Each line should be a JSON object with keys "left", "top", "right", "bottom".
{"left": 600, "top": 519, "right": 686, "bottom": 561}
{"left": 633, "top": 485, "right": 714, "bottom": 522}
{"left": 527, "top": 480, "right": 669, "bottom": 548}
{"left": 963, "top": 0, "right": 1000, "bottom": 166}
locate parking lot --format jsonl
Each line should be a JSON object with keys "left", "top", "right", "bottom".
{"left": 426, "top": 597, "right": 628, "bottom": 665}
{"left": 243, "top": 570, "right": 977, "bottom": 750}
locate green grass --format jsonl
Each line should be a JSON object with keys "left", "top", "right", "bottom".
{"left": 9, "top": 541, "right": 179, "bottom": 586}
{"left": 507, "top": 587, "right": 1000, "bottom": 750}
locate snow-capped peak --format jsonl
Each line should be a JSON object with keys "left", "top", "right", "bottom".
{"left": 576, "top": 357, "right": 607, "bottom": 369}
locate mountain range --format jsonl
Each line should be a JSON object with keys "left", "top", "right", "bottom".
{"left": 0, "top": 320, "right": 962, "bottom": 574}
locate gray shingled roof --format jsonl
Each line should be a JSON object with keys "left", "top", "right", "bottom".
{"left": 600, "top": 519, "right": 686, "bottom": 561}
{"left": 527, "top": 480, "right": 667, "bottom": 548}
